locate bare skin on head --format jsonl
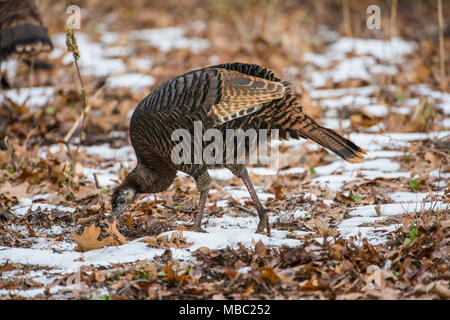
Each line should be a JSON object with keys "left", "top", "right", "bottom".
{"left": 111, "top": 185, "right": 136, "bottom": 217}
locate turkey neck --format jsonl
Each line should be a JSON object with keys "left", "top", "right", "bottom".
{"left": 125, "top": 162, "right": 176, "bottom": 194}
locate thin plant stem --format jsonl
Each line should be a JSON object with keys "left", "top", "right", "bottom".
{"left": 342, "top": 0, "right": 352, "bottom": 37}
{"left": 65, "top": 23, "right": 87, "bottom": 189}
{"left": 437, "top": 0, "right": 447, "bottom": 91}
{"left": 387, "top": 0, "right": 398, "bottom": 87}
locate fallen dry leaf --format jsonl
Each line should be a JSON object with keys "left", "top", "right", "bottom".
{"left": 255, "top": 239, "right": 267, "bottom": 257}
{"left": 105, "top": 219, "right": 127, "bottom": 245}
{"left": 71, "top": 224, "right": 113, "bottom": 252}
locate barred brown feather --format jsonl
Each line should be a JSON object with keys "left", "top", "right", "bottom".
{"left": 114, "top": 62, "right": 367, "bottom": 234}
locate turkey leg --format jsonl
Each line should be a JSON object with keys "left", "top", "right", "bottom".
{"left": 240, "top": 170, "right": 271, "bottom": 235}
{"left": 192, "top": 189, "right": 209, "bottom": 232}
{"left": 228, "top": 165, "right": 271, "bottom": 235}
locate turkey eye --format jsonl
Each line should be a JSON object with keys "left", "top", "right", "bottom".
{"left": 119, "top": 198, "right": 126, "bottom": 204}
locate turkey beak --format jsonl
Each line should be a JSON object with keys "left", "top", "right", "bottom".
{"left": 112, "top": 189, "right": 136, "bottom": 217}
{"left": 112, "top": 205, "right": 123, "bottom": 217}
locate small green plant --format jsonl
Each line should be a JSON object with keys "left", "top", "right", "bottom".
{"left": 401, "top": 154, "right": 410, "bottom": 162}
{"left": 395, "top": 93, "right": 405, "bottom": 101}
{"left": 7, "top": 168, "right": 15, "bottom": 174}
{"left": 409, "top": 179, "right": 421, "bottom": 190}
{"left": 134, "top": 265, "right": 148, "bottom": 280}
{"left": 45, "top": 106, "right": 56, "bottom": 115}
{"left": 100, "top": 294, "right": 111, "bottom": 300}
{"left": 134, "top": 271, "right": 148, "bottom": 280}
{"left": 352, "top": 194, "right": 362, "bottom": 204}
{"left": 403, "top": 222, "right": 419, "bottom": 246}
{"left": 101, "top": 188, "right": 109, "bottom": 194}
{"left": 66, "top": 193, "right": 75, "bottom": 200}
{"left": 309, "top": 166, "right": 316, "bottom": 174}
{"left": 158, "top": 270, "right": 167, "bottom": 277}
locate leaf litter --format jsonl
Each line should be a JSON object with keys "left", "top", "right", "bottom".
{"left": 0, "top": 0, "right": 449, "bottom": 300}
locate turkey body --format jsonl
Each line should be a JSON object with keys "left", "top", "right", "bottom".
{"left": 114, "top": 62, "right": 366, "bottom": 234}
{"left": 0, "top": 0, "right": 53, "bottom": 87}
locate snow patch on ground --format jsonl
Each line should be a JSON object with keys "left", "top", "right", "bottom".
{"left": 0, "top": 87, "right": 55, "bottom": 110}
{"left": 10, "top": 199, "right": 76, "bottom": 218}
{"left": 129, "top": 27, "right": 210, "bottom": 53}
{"left": 54, "top": 33, "right": 127, "bottom": 77}
{"left": 106, "top": 73, "right": 155, "bottom": 91}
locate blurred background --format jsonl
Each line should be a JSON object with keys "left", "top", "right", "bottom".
{"left": 0, "top": 0, "right": 448, "bottom": 204}
{"left": 2, "top": 0, "right": 448, "bottom": 136}
{"left": 2, "top": 0, "right": 449, "bottom": 140}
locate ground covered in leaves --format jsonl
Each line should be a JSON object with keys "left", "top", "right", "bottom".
{"left": 0, "top": 0, "right": 449, "bottom": 299}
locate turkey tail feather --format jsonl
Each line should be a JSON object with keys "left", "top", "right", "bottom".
{"left": 294, "top": 114, "right": 366, "bottom": 163}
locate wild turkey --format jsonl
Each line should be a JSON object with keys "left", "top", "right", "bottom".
{"left": 0, "top": 0, "right": 53, "bottom": 87}
{"left": 112, "top": 62, "right": 366, "bottom": 234}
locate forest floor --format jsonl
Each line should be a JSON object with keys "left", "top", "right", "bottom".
{"left": 0, "top": 2, "right": 449, "bottom": 300}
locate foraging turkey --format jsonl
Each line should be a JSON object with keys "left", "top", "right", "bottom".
{"left": 112, "top": 62, "right": 366, "bottom": 234}
{"left": 0, "top": 0, "right": 53, "bottom": 86}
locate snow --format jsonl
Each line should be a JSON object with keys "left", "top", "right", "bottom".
{"left": 314, "top": 158, "right": 401, "bottom": 175}
{"left": 82, "top": 166, "right": 120, "bottom": 187}
{"left": 279, "top": 167, "right": 306, "bottom": 175}
{"left": 320, "top": 95, "right": 372, "bottom": 109}
{"left": 331, "top": 56, "right": 376, "bottom": 83}
{"left": 208, "top": 168, "right": 234, "bottom": 180}
{"left": 223, "top": 186, "right": 274, "bottom": 203}
{"left": 0, "top": 87, "right": 55, "bottom": 110}
{"left": 338, "top": 199, "right": 446, "bottom": 245}
{"left": 84, "top": 144, "right": 135, "bottom": 160}
{"left": 100, "top": 31, "right": 120, "bottom": 45}
{"left": 247, "top": 167, "right": 278, "bottom": 176}
{"left": 106, "top": 73, "right": 156, "bottom": 91}
{"left": 349, "top": 131, "right": 450, "bottom": 151}
{"left": 328, "top": 37, "right": 417, "bottom": 62}
{"left": 132, "top": 57, "right": 153, "bottom": 71}
{"left": 303, "top": 52, "right": 332, "bottom": 68}
{"left": 54, "top": 33, "right": 127, "bottom": 77}
{"left": 0, "top": 212, "right": 303, "bottom": 270}
{"left": 339, "top": 222, "right": 401, "bottom": 246}
{"left": 387, "top": 191, "right": 444, "bottom": 203}
{"left": 1, "top": 60, "right": 19, "bottom": 79}
{"left": 103, "top": 46, "right": 133, "bottom": 57}
{"left": 10, "top": 199, "right": 76, "bottom": 218}
{"left": 320, "top": 118, "right": 351, "bottom": 130}
{"left": 2, "top": 198, "right": 444, "bottom": 281}
{"left": 0, "top": 285, "right": 69, "bottom": 299}
{"left": 363, "top": 104, "right": 389, "bottom": 117}
{"left": 349, "top": 202, "right": 447, "bottom": 217}
{"left": 311, "top": 175, "right": 360, "bottom": 191}
{"left": 304, "top": 37, "right": 416, "bottom": 89}
{"left": 310, "top": 85, "right": 392, "bottom": 99}
{"left": 129, "top": 27, "right": 210, "bottom": 53}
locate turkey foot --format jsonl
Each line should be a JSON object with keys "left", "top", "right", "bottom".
{"left": 191, "top": 189, "right": 209, "bottom": 233}
{"left": 237, "top": 167, "right": 271, "bottom": 236}
{"left": 256, "top": 208, "right": 271, "bottom": 235}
